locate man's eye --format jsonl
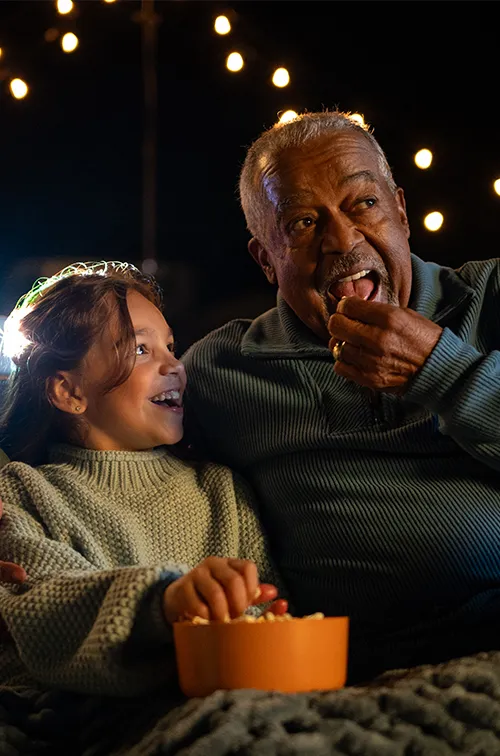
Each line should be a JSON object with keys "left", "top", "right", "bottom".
{"left": 167, "top": 342, "right": 177, "bottom": 354}
{"left": 135, "top": 344, "right": 147, "bottom": 356}
{"left": 291, "top": 217, "right": 315, "bottom": 232}
{"left": 357, "top": 197, "right": 377, "bottom": 210}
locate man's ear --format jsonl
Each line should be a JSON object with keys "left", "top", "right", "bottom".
{"left": 395, "top": 187, "right": 410, "bottom": 239}
{"left": 248, "top": 238, "right": 277, "bottom": 285}
{"left": 46, "top": 371, "right": 87, "bottom": 416}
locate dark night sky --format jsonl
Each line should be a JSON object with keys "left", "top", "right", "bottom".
{"left": 1, "top": 0, "right": 499, "bottom": 350}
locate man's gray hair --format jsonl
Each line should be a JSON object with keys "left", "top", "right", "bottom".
{"left": 238, "top": 110, "right": 397, "bottom": 243}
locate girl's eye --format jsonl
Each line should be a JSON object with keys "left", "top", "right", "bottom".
{"left": 135, "top": 344, "right": 147, "bottom": 356}
{"left": 291, "top": 217, "right": 316, "bottom": 232}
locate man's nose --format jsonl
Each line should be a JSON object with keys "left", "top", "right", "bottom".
{"left": 320, "top": 212, "right": 364, "bottom": 255}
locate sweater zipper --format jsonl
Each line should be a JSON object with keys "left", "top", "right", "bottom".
{"left": 368, "top": 390, "right": 385, "bottom": 426}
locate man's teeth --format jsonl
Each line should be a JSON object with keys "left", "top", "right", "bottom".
{"left": 150, "top": 390, "right": 180, "bottom": 403}
{"left": 336, "top": 269, "right": 371, "bottom": 284}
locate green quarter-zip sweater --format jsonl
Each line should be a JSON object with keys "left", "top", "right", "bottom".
{"left": 182, "top": 254, "right": 500, "bottom": 681}
{"left": 0, "top": 445, "right": 277, "bottom": 696}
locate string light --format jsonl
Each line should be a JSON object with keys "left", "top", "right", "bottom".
{"left": 56, "top": 0, "right": 74, "bottom": 15}
{"left": 9, "top": 78, "right": 29, "bottom": 99}
{"left": 424, "top": 211, "right": 444, "bottom": 231}
{"left": 272, "top": 67, "right": 290, "bottom": 88}
{"left": 493, "top": 179, "right": 500, "bottom": 196}
{"left": 214, "top": 16, "right": 231, "bottom": 35}
{"left": 415, "top": 149, "right": 433, "bottom": 169}
{"left": 349, "top": 113, "right": 365, "bottom": 126}
{"left": 61, "top": 32, "right": 79, "bottom": 53}
{"left": 279, "top": 110, "right": 298, "bottom": 124}
{"left": 0, "top": 48, "right": 3, "bottom": 59}
{"left": 226, "top": 52, "right": 244, "bottom": 72}
{"left": 103, "top": 0, "right": 118, "bottom": 3}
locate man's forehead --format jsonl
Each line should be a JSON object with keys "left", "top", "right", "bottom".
{"left": 260, "top": 133, "right": 382, "bottom": 206}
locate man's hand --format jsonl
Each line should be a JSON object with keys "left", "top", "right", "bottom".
{"left": 0, "top": 497, "right": 26, "bottom": 584}
{"left": 328, "top": 296, "right": 443, "bottom": 392}
{"left": 163, "top": 556, "right": 286, "bottom": 624}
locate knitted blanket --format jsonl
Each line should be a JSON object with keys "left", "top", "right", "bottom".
{"left": 2, "top": 651, "right": 500, "bottom": 756}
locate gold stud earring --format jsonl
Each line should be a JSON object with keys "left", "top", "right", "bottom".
{"left": 74, "top": 405, "right": 81, "bottom": 412}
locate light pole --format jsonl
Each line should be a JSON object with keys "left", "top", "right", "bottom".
{"left": 134, "top": 0, "right": 160, "bottom": 264}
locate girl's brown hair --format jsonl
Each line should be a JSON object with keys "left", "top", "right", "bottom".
{"left": 0, "top": 262, "right": 162, "bottom": 466}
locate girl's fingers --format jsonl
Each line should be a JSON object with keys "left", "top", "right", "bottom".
{"left": 179, "top": 577, "right": 211, "bottom": 621}
{"left": 227, "top": 558, "right": 259, "bottom": 604}
{"left": 192, "top": 566, "right": 231, "bottom": 621}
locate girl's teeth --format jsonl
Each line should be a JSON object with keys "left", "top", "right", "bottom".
{"left": 336, "top": 269, "right": 370, "bottom": 284}
{"left": 151, "top": 390, "right": 180, "bottom": 402}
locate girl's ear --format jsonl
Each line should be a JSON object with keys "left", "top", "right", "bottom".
{"left": 46, "top": 372, "right": 87, "bottom": 416}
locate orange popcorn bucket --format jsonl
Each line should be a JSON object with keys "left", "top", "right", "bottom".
{"left": 173, "top": 614, "right": 349, "bottom": 697}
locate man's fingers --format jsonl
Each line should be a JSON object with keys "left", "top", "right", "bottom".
{"left": 328, "top": 320, "right": 384, "bottom": 356}
{"left": 336, "top": 295, "right": 396, "bottom": 326}
{"left": 0, "top": 562, "right": 27, "bottom": 584}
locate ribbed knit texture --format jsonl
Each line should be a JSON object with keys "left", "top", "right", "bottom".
{"left": 0, "top": 445, "right": 277, "bottom": 696}
{"left": 182, "top": 254, "right": 500, "bottom": 682}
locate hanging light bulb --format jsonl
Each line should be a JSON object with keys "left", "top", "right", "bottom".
{"left": 61, "top": 32, "right": 79, "bottom": 52}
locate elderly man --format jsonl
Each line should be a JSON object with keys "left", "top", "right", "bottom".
{"left": 182, "top": 110, "right": 500, "bottom": 682}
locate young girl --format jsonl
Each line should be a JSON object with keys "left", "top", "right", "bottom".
{"left": 0, "top": 261, "right": 285, "bottom": 698}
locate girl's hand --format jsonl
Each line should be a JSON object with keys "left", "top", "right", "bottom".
{"left": 0, "top": 498, "right": 27, "bottom": 584}
{"left": 163, "top": 556, "right": 284, "bottom": 623}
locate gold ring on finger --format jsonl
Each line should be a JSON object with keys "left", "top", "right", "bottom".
{"left": 332, "top": 340, "right": 346, "bottom": 362}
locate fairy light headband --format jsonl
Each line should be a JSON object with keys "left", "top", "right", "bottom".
{"left": 1, "top": 260, "right": 143, "bottom": 361}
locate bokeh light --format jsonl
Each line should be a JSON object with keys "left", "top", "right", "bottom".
{"left": 415, "top": 149, "right": 433, "bottom": 169}
{"left": 10, "top": 78, "right": 28, "bottom": 99}
{"left": 61, "top": 32, "right": 79, "bottom": 53}
{"left": 214, "top": 16, "right": 231, "bottom": 35}
{"left": 272, "top": 67, "right": 290, "bottom": 88}
{"left": 44, "top": 28, "right": 60, "bottom": 42}
{"left": 424, "top": 211, "right": 444, "bottom": 231}
{"left": 0, "top": 48, "right": 3, "bottom": 59}
{"left": 279, "top": 110, "right": 298, "bottom": 124}
{"left": 56, "top": 0, "right": 74, "bottom": 14}
{"left": 493, "top": 179, "right": 500, "bottom": 196}
{"left": 226, "top": 52, "right": 244, "bottom": 72}
{"left": 103, "top": 0, "right": 117, "bottom": 3}
{"left": 349, "top": 113, "right": 365, "bottom": 126}
{"left": 142, "top": 258, "right": 159, "bottom": 276}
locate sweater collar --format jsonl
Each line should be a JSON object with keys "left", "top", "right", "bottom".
{"left": 47, "top": 444, "right": 188, "bottom": 491}
{"left": 241, "top": 254, "right": 475, "bottom": 359}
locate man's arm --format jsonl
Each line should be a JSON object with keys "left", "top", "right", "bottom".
{"left": 328, "top": 296, "right": 500, "bottom": 473}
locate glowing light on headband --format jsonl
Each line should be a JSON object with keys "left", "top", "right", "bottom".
{"left": 1, "top": 260, "right": 144, "bottom": 361}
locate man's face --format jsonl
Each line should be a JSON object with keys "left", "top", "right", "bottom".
{"left": 80, "top": 290, "right": 186, "bottom": 451}
{"left": 249, "top": 131, "right": 412, "bottom": 341}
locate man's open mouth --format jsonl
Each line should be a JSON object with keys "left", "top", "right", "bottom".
{"left": 327, "top": 269, "right": 380, "bottom": 303}
{"left": 149, "top": 390, "right": 183, "bottom": 409}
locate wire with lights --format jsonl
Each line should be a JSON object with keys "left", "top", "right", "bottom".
{"left": 2, "top": 2, "right": 499, "bottom": 232}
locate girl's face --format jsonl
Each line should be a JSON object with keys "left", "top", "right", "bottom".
{"left": 79, "top": 290, "right": 186, "bottom": 451}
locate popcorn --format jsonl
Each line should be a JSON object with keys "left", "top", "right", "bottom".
{"left": 183, "top": 611, "right": 325, "bottom": 625}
